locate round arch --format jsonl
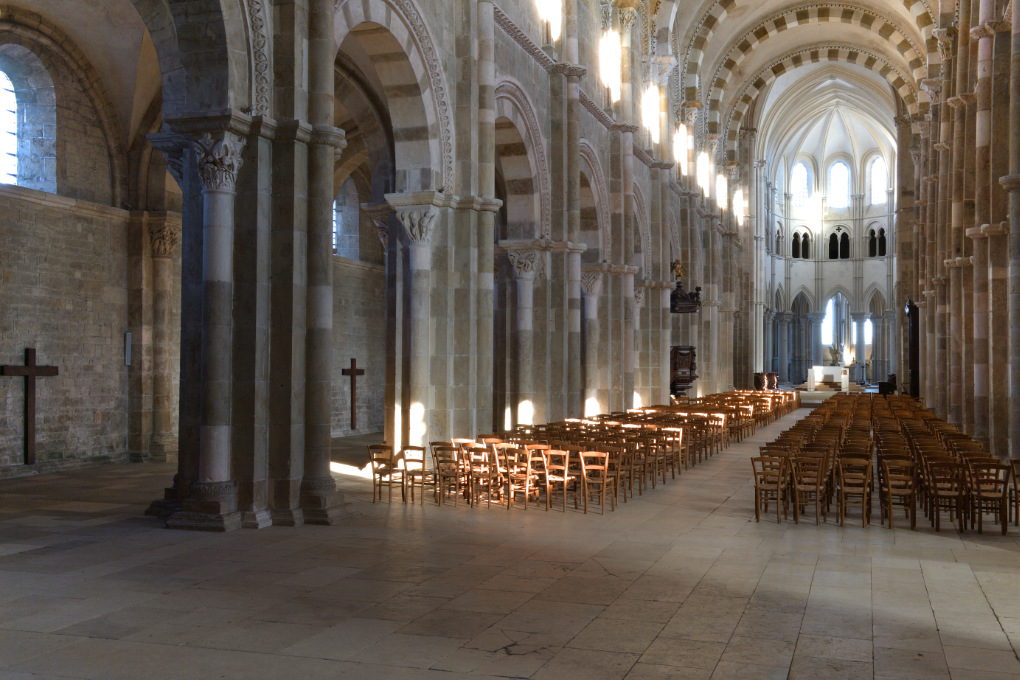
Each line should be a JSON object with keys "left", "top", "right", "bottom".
{"left": 334, "top": 0, "right": 453, "bottom": 192}
{"left": 495, "top": 79, "right": 551, "bottom": 239}
{"left": 579, "top": 139, "right": 611, "bottom": 259}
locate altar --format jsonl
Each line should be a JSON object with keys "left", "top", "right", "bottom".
{"left": 810, "top": 365, "right": 851, "bottom": 391}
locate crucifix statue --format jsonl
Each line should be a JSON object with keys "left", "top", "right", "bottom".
{"left": 1, "top": 348, "right": 59, "bottom": 465}
{"left": 341, "top": 358, "right": 365, "bottom": 429}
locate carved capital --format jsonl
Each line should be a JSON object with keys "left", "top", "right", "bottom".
{"left": 194, "top": 132, "right": 245, "bottom": 192}
{"left": 933, "top": 26, "right": 956, "bottom": 63}
{"left": 921, "top": 78, "right": 942, "bottom": 106}
{"left": 970, "top": 24, "right": 994, "bottom": 41}
{"left": 893, "top": 114, "right": 913, "bottom": 129}
{"left": 986, "top": 20, "right": 1012, "bottom": 35}
{"left": 947, "top": 95, "right": 966, "bottom": 109}
{"left": 506, "top": 249, "right": 538, "bottom": 280}
{"left": 633, "top": 287, "right": 645, "bottom": 308}
{"left": 310, "top": 124, "right": 347, "bottom": 152}
{"left": 580, "top": 271, "right": 603, "bottom": 297}
{"left": 395, "top": 205, "right": 438, "bottom": 246}
{"left": 149, "top": 216, "right": 181, "bottom": 258}
{"left": 551, "top": 63, "right": 587, "bottom": 78}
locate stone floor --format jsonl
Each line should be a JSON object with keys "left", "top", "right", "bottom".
{"left": 1, "top": 409, "right": 1019, "bottom": 680}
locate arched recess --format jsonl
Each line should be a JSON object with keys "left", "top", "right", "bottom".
{"left": 722, "top": 44, "right": 918, "bottom": 158}
{"left": 823, "top": 283, "right": 856, "bottom": 312}
{"left": 333, "top": 53, "right": 394, "bottom": 203}
{"left": 864, "top": 285, "right": 887, "bottom": 316}
{"left": 792, "top": 285, "right": 816, "bottom": 313}
{"left": 579, "top": 139, "right": 611, "bottom": 259}
{"left": 677, "top": 0, "right": 936, "bottom": 103}
{"left": 774, "top": 285, "right": 786, "bottom": 313}
{"left": 334, "top": 0, "right": 454, "bottom": 192}
{"left": 495, "top": 79, "right": 550, "bottom": 239}
{"left": 0, "top": 7, "right": 125, "bottom": 204}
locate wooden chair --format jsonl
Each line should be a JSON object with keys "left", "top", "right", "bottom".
{"left": 432, "top": 444, "right": 463, "bottom": 506}
{"left": 579, "top": 450, "right": 616, "bottom": 514}
{"left": 368, "top": 444, "right": 403, "bottom": 503}
{"left": 505, "top": 448, "right": 541, "bottom": 509}
{"left": 542, "top": 449, "right": 578, "bottom": 511}
{"left": 837, "top": 456, "right": 873, "bottom": 527}
{"left": 751, "top": 455, "right": 786, "bottom": 523}
{"left": 1011, "top": 460, "right": 1020, "bottom": 527}
{"left": 466, "top": 446, "right": 498, "bottom": 507}
{"left": 401, "top": 445, "right": 433, "bottom": 505}
{"left": 791, "top": 453, "right": 828, "bottom": 525}
{"left": 880, "top": 458, "right": 916, "bottom": 530}
{"left": 969, "top": 461, "right": 1012, "bottom": 535}
{"left": 927, "top": 459, "right": 965, "bottom": 532}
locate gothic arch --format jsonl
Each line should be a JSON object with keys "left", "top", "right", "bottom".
{"left": 722, "top": 43, "right": 918, "bottom": 158}
{"left": 791, "top": 285, "right": 815, "bottom": 313}
{"left": 0, "top": 7, "right": 126, "bottom": 205}
{"left": 334, "top": 0, "right": 454, "bottom": 192}
{"left": 774, "top": 285, "right": 786, "bottom": 312}
{"left": 579, "top": 139, "right": 610, "bottom": 259}
{"left": 823, "top": 283, "right": 856, "bottom": 311}
{"left": 864, "top": 284, "right": 888, "bottom": 314}
{"left": 495, "top": 79, "right": 551, "bottom": 239}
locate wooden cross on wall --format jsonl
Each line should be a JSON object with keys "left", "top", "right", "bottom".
{"left": 1, "top": 348, "right": 59, "bottom": 465}
{"left": 341, "top": 358, "right": 365, "bottom": 429}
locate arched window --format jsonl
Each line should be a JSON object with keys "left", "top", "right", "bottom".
{"left": 791, "top": 161, "right": 810, "bottom": 208}
{"left": 878, "top": 228, "right": 887, "bottom": 256}
{"left": 791, "top": 233, "right": 801, "bottom": 259}
{"left": 868, "top": 229, "right": 877, "bottom": 257}
{"left": 869, "top": 157, "right": 887, "bottom": 205}
{"left": 828, "top": 233, "right": 839, "bottom": 260}
{"left": 821, "top": 298, "right": 835, "bottom": 346}
{"left": 0, "top": 70, "right": 16, "bottom": 185}
{"left": 840, "top": 232, "right": 850, "bottom": 259}
{"left": 828, "top": 161, "right": 850, "bottom": 209}
{"left": 332, "top": 177, "right": 360, "bottom": 259}
{"left": 801, "top": 233, "right": 810, "bottom": 259}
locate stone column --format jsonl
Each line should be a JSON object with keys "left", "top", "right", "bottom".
{"left": 508, "top": 249, "right": 537, "bottom": 425}
{"left": 970, "top": 227, "right": 990, "bottom": 443}
{"left": 763, "top": 311, "right": 774, "bottom": 374}
{"left": 581, "top": 269, "right": 603, "bottom": 415}
{"left": 388, "top": 195, "right": 439, "bottom": 446}
{"left": 777, "top": 313, "right": 790, "bottom": 384}
{"left": 807, "top": 312, "right": 823, "bottom": 369}
{"left": 167, "top": 130, "right": 246, "bottom": 532}
{"left": 1005, "top": 0, "right": 1020, "bottom": 459}
{"left": 477, "top": 0, "right": 498, "bottom": 434}
{"left": 364, "top": 204, "right": 401, "bottom": 449}
{"left": 987, "top": 222, "right": 1010, "bottom": 456}
{"left": 149, "top": 214, "right": 181, "bottom": 462}
{"left": 853, "top": 313, "right": 869, "bottom": 383}
{"left": 885, "top": 310, "right": 898, "bottom": 379}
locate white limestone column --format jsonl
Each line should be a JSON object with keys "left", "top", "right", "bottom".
{"left": 777, "top": 313, "right": 790, "bottom": 384}
{"left": 853, "top": 313, "right": 869, "bottom": 383}
{"left": 581, "top": 269, "right": 604, "bottom": 416}
{"left": 389, "top": 196, "right": 439, "bottom": 446}
{"left": 508, "top": 249, "right": 537, "bottom": 425}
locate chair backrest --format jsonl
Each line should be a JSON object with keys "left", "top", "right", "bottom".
{"left": 401, "top": 445, "right": 426, "bottom": 466}
{"left": 580, "top": 450, "right": 609, "bottom": 479}
{"left": 432, "top": 445, "right": 459, "bottom": 472}
{"left": 969, "top": 462, "right": 1011, "bottom": 496}
{"left": 751, "top": 455, "right": 785, "bottom": 487}
{"left": 369, "top": 444, "right": 394, "bottom": 470}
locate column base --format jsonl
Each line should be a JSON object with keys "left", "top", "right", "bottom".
{"left": 270, "top": 508, "right": 305, "bottom": 527}
{"left": 242, "top": 508, "right": 273, "bottom": 529}
{"left": 301, "top": 477, "right": 357, "bottom": 525}
{"left": 149, "top": 435, "right": 179, "bottom": 463}
{"left": 164, "top": 481, "right": 241, "bottom": 532}
{"left": 166, "top": 510, "right": 243, "bottom": 532}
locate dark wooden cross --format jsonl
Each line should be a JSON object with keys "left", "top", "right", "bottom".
{"left": 1, "top": 348, "right": 59, "bottom": 465}
{"left": 341, "top": 358, "right": 365, "bottom": 429}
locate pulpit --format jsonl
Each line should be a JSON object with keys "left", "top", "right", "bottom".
{"left": 670, "top": 345, "right": 698, "bottom": 398}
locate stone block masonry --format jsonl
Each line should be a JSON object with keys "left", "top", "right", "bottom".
{"left": 0, "top": 187, "right": 130, "bottom": 475}
{"left": 331, "top": 257, "right": 385, "bottom": 436}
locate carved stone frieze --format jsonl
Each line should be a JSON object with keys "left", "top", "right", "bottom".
{"left": 246, "top": 0, "right": 271, "bottom": 116}
{"left": 195, "top": 132, "right": 246, "bottom": 192}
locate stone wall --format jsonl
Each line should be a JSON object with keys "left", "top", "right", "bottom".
{"left": 0, "top": 186, "right": 130, "bottom": 474}
{"left": 331, "top": 257, "right": 385, "bottom": 436}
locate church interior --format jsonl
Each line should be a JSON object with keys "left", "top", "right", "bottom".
{"left": 1, "top": 0, "right": 1019, "bottom": 677}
